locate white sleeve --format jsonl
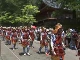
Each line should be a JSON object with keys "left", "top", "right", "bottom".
{"left": 20, "top": 35, "right": 23, "bottom": 41}
{"left": 54, "top": 35, "right": 56, "bottom": 41}
{"left": 40, "top": 33, "right": 42, "bottom": 40}
{"left": 51, "top": 40, "right": 53, "bottom": 49}
{"left": 29, "top": 35, "right": 31, "bottom": 39}
{"left": 6, "top": 32, "right": 7, "bottom": 35}
{"left": 51, "top": 34, "right": 56, "bottom": 48}
{"left": 50, "top": 35, "right": 54, "bottom": 49}
{"left": 20, "top": 33, "right": 22, "bottom": 38}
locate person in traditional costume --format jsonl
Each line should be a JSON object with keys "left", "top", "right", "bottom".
{"left": 76, "top": 33, "right": 80, "bottom": 59}
{"left": 21, "top": 29, "right": 31, "bottom": 56}
{"left": 65, "top": 28, "right": 72, "bottom": 48}
{"left": 29, "top": 28, "right": 35, "bottom": 48}
{"left": 38, "top": 27, "right": 49, "bottom": 55}
{"left": 47, "top": 29, "right": 56, "bottom": 55}
{"left": 5, "top": 27, "right": 12, "bottom": 45}
{"left": 0, "top": 27, "right": 3, "bottom": 38}
{"left": 16, "top": 27, "right": 22, "bottom": 44}
{"left": 0, "top": 27, "right": 6, "bottom": 41}
{"left": 11, "top": 28, "right": 18, "bottom": 50}
{"left": 0, "top": 26, "right": 2, "bottom": 36}
{"left": 70, "top": 30, "right": 78, "bottom": 49}
{"left": 50, "top": 23, "right": 65, "bottom": 60}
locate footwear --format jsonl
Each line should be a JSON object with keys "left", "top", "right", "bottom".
{"left": 24, "top": 53, "right": 26, "bottom": 56}
{"left": 31, "top": 46, "right": 34, "bottom": 48}
{"left": 27, "top": 53, "right": 30, "bottom": 56}
{"left": 32, "top": 46, "right": 34, "bottom": 48}
{"left": 13, "top": 48, "right": 15, "bottom": 50}
{"left": 30, "top": 46, "right": 34, "bottom": 48}
{"left": 38, "top": 51, "right": 41, "bottom": 54}
{"left": 45, "top": 53, "right": 49, "bottom": 56}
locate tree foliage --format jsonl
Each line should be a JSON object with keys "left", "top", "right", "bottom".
{"left": 56, "top": 0, "right": 80, "bottom": 10}
{"left": 15, "top": 5, "right": 39, "bottom": 26}
{"left": 0, "top": 12, "right": 14, "bottom": 24}
{"left": 0, "top": 0, "right": 40, "bottom": 26}
{"left": 21, "top": 5, "right": 39, "bottom": 15}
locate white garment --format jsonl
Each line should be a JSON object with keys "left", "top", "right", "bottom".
{"left": 50, "top": 34, "right": 56, "bottom": 49}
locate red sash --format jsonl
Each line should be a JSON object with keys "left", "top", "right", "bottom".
{"left": 55, "top": 36, "right": 62, "bottom": 45}
{"left": 53, "top": 46, "right": 64, "bottom": 56}
{"left": 23, "top": 33, "right": 29, "bottom": 39}
{"left": 6, "top": 31, "right": 11, "bottom": 40}
{"left": 40, "top": 32, "right": 48, "bottom": 46}
{"left": 22, "top": 32, "right": 30, "bottom": 47}
{"left": 22, "top": 40, "right": 29, "bottom": 47}
{"left": 6, "top": 36, "right": 10, "bottom": 40}
{"left": 11, "top": 33, "right": 17, "bottom": 44}
{"left": 30, "top": 31, "right": 35, "bottom": 41}
{"left": 58, "top": 46, "right": 64, "bottom": 56}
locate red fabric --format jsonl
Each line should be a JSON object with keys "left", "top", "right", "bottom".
{"left": 53, "top": 46, "right": 64, "bottom": 56}
{"left": 11, "top": 32, "right": 17, "bottom": 44}
{"left": 6, "top": 36, "right": 10, "bottom": 40}
{"left": 23, "top": 33, "right": 29, "bottom": 39}
{"left": 40, "top": 32, "right": 48, "bottom": 46}
{"left": 22, "top": 40, "right": 29, "bottom": 47}
{"left": 30, "top": 31, "right": 35, "bottom": 41}
{"left": 31, "top": 26, "right": 36, "bottom": 29}
{"left": 40, "top": 40, "right": 48, "bottom": 46}
{"left": 55, "top": 36, "right": 62, "bottom": 45}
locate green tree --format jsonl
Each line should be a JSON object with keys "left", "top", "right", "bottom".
{"left": 56, "top": 0, "right": 80, "bottom": 10}
{"left": 0, "top": 12, "right": 15, "bottom": 26}
{"left": 15, "top": 5, "right": 39, "bottom": 26}
{"left": 0, "top": 0, "right": 41, "bottom": 26}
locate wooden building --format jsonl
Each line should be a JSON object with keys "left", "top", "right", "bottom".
{"left": 35, "top": 0, "right": 74, "bottom": 28}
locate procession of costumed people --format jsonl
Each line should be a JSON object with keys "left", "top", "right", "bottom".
{"left": 0, "top": 24, "right": 80, "bottom": 60}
